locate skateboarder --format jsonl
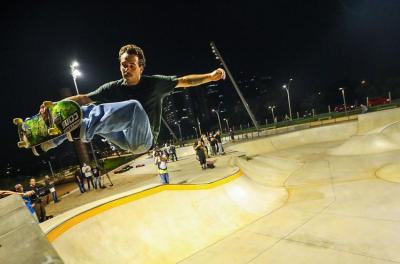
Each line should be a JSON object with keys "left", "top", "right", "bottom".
{"left": 40, "top": 44, "right": 225, "bottom": 154}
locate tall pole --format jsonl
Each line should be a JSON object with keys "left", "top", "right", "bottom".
{"left": 47, "top": 161, "right": 55, "bottom": 179}
{"left": 70, "top": 61, "right": 92, "bottom": 166}
{"left": 212, "top": 109, "right": 223, "bottom": 132}
{"left": 268, "top": 106, "right": 276, "bottom": 122}
{"left": 282, "top": 78, "right": 293, "bottom": 120}
{"left": 223, "top": 118, "right": 229, "bottom": 131}
{"left": 175, "top": 122, "right": 183, "bottom": 145}
{"left": 339, "top": 88, "right": 347, "bottom": 115}
{"left": 210, "top": 42, "right": 259, "bottom": 130}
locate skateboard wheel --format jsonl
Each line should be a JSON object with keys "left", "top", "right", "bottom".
{"left": 32, "top": 146, "right": 40, "bottom": 156}
{"left": 43, "top": 101, "right": 53, "bottom": 107}
{"left": 17, "top": 141, "right": 28, "bottom": 148}
{"left": 66, "top": 132, "right": 74, "bottom": 142}
{"left": 48, "top": 127, "right": 59, "bottom": 136}
{"left": 13, "top": 118, "right": 23, "bottom": 125}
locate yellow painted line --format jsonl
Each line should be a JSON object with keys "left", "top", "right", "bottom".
{"left": 47, "top": 170, "right": 243, "bottom": 242}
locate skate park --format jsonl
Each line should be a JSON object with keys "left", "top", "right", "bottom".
{"left": 3, "top": 106, "right": 399, "bottom": 263}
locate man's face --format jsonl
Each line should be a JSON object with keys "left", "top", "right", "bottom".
{"left": 120, "top": 53, "right": 143, "bottom": 85}
{"left": 30, "top": 179, "right": 36, "bottom": 186}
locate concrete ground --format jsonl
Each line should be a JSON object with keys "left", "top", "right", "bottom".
{"left": 41, "top": 108, "right": 400, "bottom": 263}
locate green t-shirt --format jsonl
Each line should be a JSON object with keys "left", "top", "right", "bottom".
{"left": 87, "top": 75, "right": 178, "bottom": 141}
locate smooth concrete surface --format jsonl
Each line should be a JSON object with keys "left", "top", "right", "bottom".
{"left": 0, "top": 195, "right": 63, "bottom": 264}
{"left": 41, "top": 108, "right": 400, "bottom": 263}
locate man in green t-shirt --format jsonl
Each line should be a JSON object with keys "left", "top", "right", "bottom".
{"left": 43, "top": 44, "right": 225, "bottom": 154}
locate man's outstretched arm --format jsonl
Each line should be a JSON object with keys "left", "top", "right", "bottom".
{"left": 175, "top": 68, "right": 226, "bottom": 88}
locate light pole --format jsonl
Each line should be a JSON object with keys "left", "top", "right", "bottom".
{"left": 339, "top": 87, "right": 347, "bottom": 115}
{"left": 268, "top": 106, "right": 276, "bottom": 123}
{"left": 70, "top": 61, "right": 99, "bottom": 167}
{"left": 210, "top": 42, "right": 259, "bottom": 130}
{"left": 282, "top": 78, "right": 293, "bottom": 120}
{"left": 174, "top": 121, "right": 183, "bottom": 145}
{"left": 212, "top": 109, "right": 223, "bottom": 132}
{"left": 223, "top": 118, "right": 230, "bottom": 131}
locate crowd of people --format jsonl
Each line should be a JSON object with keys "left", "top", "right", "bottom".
{"left": 193, "top": 130, "right": 226, "bottom": 170}
{"left": 74, "top": 162, "right": 112, "bottom": 194}
{"left": 0, "top": 130, "right": 233, "bottom": 221}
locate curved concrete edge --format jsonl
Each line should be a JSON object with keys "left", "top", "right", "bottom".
{"left": 44, "top": 169, "right": 243, "bottom": 242}
{"left": 0, "top": 195, "right": 63, "bottom": 264}
{"left": 229, "top": 121, "right": 358, "bottom": 156}
{"left": 357, "top": 107, "right": 400, "bottom": 135}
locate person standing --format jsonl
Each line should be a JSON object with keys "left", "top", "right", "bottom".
{"left": 27, "top": 178, "right": 47, "bottom": 223}
{"left": 74, "top": 168, "right": 86, "bottom": 193}
{"left": 155, "top": 154, "right": 169, "bottom": 184}
{"left": 215, "top": 130, "right": 225, "bottom": 155}
{"left": 209, "top": 132, "right": 217, "bottom": 156}
{"left": 1, "top": 184, "right": 38, "bottom": 221}
{"left": 44, "top": 175, "right": 58, "bottom": 203}
{"left": 229, "top": 128, "right": 235, "bottom": 141}
{"left": 169, "top": 144, "right": 178, "bottom": 162}
{"left": 81, "top": 163, "right": 95, "bottom": 191}
{"left": 194, "top": 140, "right": 207, "bottom": 170}
{"left": 92, "top": 167, "right": 102, "bottom": 189}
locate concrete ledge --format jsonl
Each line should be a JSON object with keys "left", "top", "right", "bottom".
{"left": 0, "top": 195, "right": 63, "bottom": 264}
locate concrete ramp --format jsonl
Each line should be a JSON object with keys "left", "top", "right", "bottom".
{"left": 0, "top": 195, "right": 63, "bottom": 264}
{"left": 44, "top": 171, "right": 287, "bottom": 264}
{"left": 328, "top": 120, "right": 400, "bottom": 155}
{"left": 357, "top": 107, "right": 400, "bottom": 135}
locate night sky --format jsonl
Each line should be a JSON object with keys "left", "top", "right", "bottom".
{"left": 1, "top": 0, "right": 400, "bottom": 171}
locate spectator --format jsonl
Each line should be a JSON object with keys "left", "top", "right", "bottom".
{"left": 82, "top": 163, "right": 95, "bottom": 191}
{"left": 194, "top": 140, "right": 207, "bottom": 170}
{"left": 208, "top": 132, "right": 217, "bottom": 156}
{"left": 27, "top": 178, "right": 47, "bottom": 223}
{"left": 155, "top": 153, "right": 169, "bottom": 184}
{"left": 0, "top": 184, "right": 38, "bottom": 221}
{"left": 215, "top": 130, "right": 225, "bottom": 155}
{"left": 229, "top": 128, "right": 235, "bottom": 141}
{"left": 44, "top": 175, "right": 59, "bottom": 203}
{"left": 202, "top": 134, "right": 210, "bottom": 157}
{"left": 169, "top": 144, "right": 178, "bottom": 162}
{"left": 74, "top": 168, "right": 86, "bottom": 193}
{"left": 92, "top": 167, "right": 102, "bottom": 189}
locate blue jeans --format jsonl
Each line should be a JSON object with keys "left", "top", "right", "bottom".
{"left": 51, "top": 191, "right": 58, "bottom": 202}
{"left": 54, "top": 100, "right": 153, "bottom": 154}
{"left": 160, "top": 173, "right": 169, "bottom": 184}
{"left": 93, "top": 177, "right": 101, "bottom": 189}
{"left": 77, "top": 182, "right": 86, "bottom": 193}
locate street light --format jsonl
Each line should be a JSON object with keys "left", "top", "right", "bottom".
{"left": 339, "top": 87, "right": 347, "bottom": 115}
{"left": 212, "top": 109, "right": 223, "bottom": 132}
{"left": 282, "top": 78, "right": 293, "bottom": 120}
{"left": 223, "top": 118, "right": 230, "bottom": 131}
{"left": 174, "top": 121, "right": 183, "bottom": 144}
{"left": 268, "top": 106, "right": 276, "bottom": 123}
{"left": 69, "top": 61, "right": 99, "bottom": 167}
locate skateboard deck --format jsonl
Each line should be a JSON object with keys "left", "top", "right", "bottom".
{"left": 13, "top": 100, "right": 82, "bottom": 156}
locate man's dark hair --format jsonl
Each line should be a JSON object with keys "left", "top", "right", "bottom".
{"left": 119, "top": 44, "right": 146, "bottom": 68}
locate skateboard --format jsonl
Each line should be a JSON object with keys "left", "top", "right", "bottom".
{"left": 13, "top": 100, "right": 82, "bottom": 156}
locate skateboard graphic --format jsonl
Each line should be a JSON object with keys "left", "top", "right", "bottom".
{"left": 13, "top": 100, "right": 82, "bottom": 156}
